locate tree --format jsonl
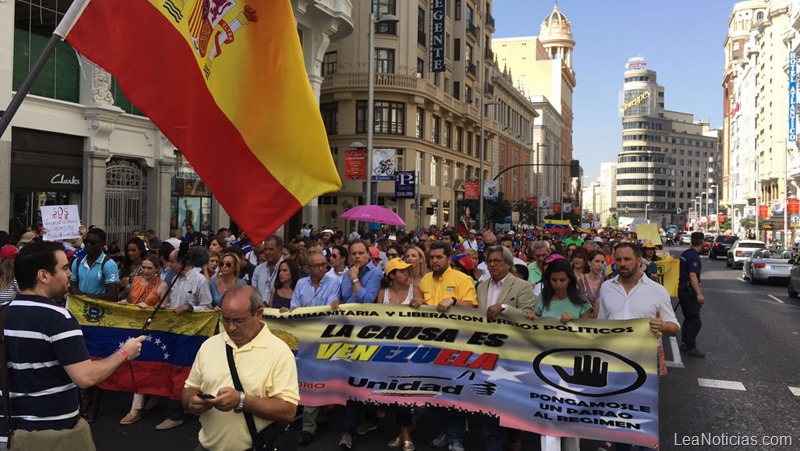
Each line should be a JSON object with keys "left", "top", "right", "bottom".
{"left": 512, "top": 199, "right": 537, "bottom": 225}
{"left": 488, "top": 192, "right": 513, "bottom": 225}
{"left": 740, "top": 217, "right": 755, "bottom": 233}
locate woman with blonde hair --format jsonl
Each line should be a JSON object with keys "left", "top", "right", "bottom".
{"left": 403, "top": 245, "right": 427, "bottom": 286}
{"left": 209, "top": 252, "right": 247, "bottom": 309}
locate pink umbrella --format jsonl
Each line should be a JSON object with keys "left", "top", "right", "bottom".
{"left": 339, "top": 205, "right": 406, "bottom": 227}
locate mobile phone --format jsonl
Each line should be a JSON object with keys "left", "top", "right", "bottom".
{"left": 197, "top": 392, "right": 215, "bottom": 400}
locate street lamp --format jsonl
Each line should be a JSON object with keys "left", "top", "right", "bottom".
{"left": 645, "top": 203, "right": 650, "bottom": 222}
{"left": 478, "top": 97, "right": 500, "bottom": 228}
{"left": 363, "top": 11, "right": 399, "bottom": 206}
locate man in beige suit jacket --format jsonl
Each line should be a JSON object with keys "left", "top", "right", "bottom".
{"left": 477, "top": 245, "right": 535, "bottom": 321}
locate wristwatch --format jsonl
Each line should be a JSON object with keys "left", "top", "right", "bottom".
{"left": 186, "top": 304, "right": 194, "bottom": 312}
{"left": 234, "top": 391, "right": 245, "bottom": 413}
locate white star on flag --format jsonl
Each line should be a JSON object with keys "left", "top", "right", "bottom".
{"left": 163, "top": 352, "right": 170, "bottom": 360}
{"left": 481, "top": 365, "right": 527, "bottom": 383}
{"left": 154, "top": 338, "right": 162, "bottom": 345}
{"left": 161, "top": 345, "right": 167, "bottom": 351}
{"left": 146, "top": 336, "right": 153, "bottom": 342}
{"left": 118, "top": 342, "right": 124, "bottom": 348}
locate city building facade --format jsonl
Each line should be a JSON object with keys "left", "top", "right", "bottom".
{"left": 616, "top": 59, "right": 720, "bottom": 229}
{"left": 1, "top": 0, "right": 354, "bottom": 244}
{"left": 320, "top": 0, "right": 516, "bottom": 230}
{"left": 492, "top": 4, "right": 577, "bottom": 211}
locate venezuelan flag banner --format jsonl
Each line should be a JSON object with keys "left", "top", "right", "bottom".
{"left": 265, "top": 304, "right": 660, "bottom": 448}
{"left": 544, "top": 219, "right": 571, "bottom": 236}
{"left": 64, "top": 0, "right": 341, "bottom": 243}
{"left": 68, "top": 295, "right": 219, "bottom": 399}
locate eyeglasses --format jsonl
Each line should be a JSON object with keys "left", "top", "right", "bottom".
{"left": 84, "top": 239, "right": 100, "bottom": 245}
{"left": 221, "top": 314, "right": 253, "bottom": 326}
{"left": 308, "top": 263, "right": 327, "bottom": 269}
{"left": 486, "top": 259, "right": 505, "bottom": 265}
{"left": 221, "top": 261, "right": 235, "bottom": 268}
{"left": 386, "top": 253, "right": 399, "bottom": 258}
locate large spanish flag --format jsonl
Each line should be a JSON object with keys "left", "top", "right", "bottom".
{"left": 64, "top": 0, "right": 341, "bottom": 242}
{"left": 68, "top": 295, "right": 219, "bottom": 399}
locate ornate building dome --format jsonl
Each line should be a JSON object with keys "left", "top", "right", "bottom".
{"left": 540, "top": 4, "right": 573, "bottom": 42}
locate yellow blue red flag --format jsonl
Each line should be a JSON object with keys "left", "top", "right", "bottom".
{"left": 65, "top": 0, "right": 342, "bottom": 242}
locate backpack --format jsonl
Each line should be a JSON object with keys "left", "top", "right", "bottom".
{"left": 74, "top": 254, "right": 114, "bottom": 290}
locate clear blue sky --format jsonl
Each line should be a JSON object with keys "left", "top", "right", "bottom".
{"left": 493, "top": 1, "right": 733, "bottom": 182}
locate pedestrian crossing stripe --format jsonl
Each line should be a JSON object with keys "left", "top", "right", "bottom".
{"left": 790, "top": 387, "right": 800, "bottom": 396}
{"left": 697, "top": 378, "right": 746, "bottom": 391}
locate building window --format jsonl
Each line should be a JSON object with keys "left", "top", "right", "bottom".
{"left": 417, "top": 58, "right": 425, "bottom": 79}
{"left": 465, "top": 85, "right": 473, "bottom": 104}
{"left": 375, "top": 48, "right": 395, "bottom": 73}
{"left": 444, "top": 121, "right": 453, "bottom": 148}
{"left": 466, "top": 131, "right": 474, "bottom": 156}
{"left": 13, "top": 2, "right": 80, "bottom": 103}
{"left": 322, "top": 51, "right": 337, "bottom": 76}
{"left": 418, "top": 7, "right": 426, "bottom": 46}
{"left": 356, "top": 101, "right": 405, "bottom": 135}
{"left": 431, "top": 157, "right": 438, "bottom": 186}
{"left": 431, "top": 116, "right": 441, "bottom": 144}
{"left": 466, "top": 5, "right": 474, "bottom": 25}
{"left": 453, "top": 81, "right": 461, "bottom": 99}
{"left": 320, "top": 102, "right": 338, "bottom": 135}
{"left": 454, "top": 39, "right": 461, "bottom": 61}
{"left": 373, "top": 0, "right": 397, "bottom": 34}
{"left": 466, "top": 44, "right": 473, "bottom": 64}
{"left": 455, "top": 127, "right": 462, "bottom": 151}
{"left": 416, "top": 107, "right": 425, "bottom": 139}
{"left": 455, "top": 0, "right": 462, "bottom": 20}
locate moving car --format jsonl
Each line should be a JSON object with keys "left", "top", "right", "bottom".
{"left": 680, "top": 233, "right": 692, "bottom": 245}
{"left": 743, "top": 249, "right": 792, "bottom": 284}
{"left": 727, "top": 240, "right": 767, "bottom": 269}
{"left": 788, "top": 257, "right": 800, "bottom": 297}
{"left": 709, "top": 235, "right": 739, "bottom": 260}
{"left": 701, "top": 235, "right": 714, "bottom": 255}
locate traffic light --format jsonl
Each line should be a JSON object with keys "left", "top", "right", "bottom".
{"left": 570, "top": 160, "right": 581, "bottom": 178}
{"left": 676, "top": 208, "right": 682, "bottom": 215}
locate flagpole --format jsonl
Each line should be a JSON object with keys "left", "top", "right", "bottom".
{"left": 0, "top": 0, "right": 91, "bottom": 137}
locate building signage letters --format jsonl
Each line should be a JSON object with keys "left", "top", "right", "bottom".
{"left": 430, "top": 0, "right": 446, "bottom": 72}
{"left": 619, "top": 91, "right": 649, "bottom": 115}
{"left": 50, "top": 174, "right": 81, "bottom": 186}
{"left": 789, "top": 51, "right": 797, "bottom": 143}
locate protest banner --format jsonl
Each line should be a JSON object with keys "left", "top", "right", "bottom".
{"left": 40, "top": 204, "right": 81, "bottom": 241}
{"left": 654, "top": 257, "right": 679, "bottom": 296}
{"left": 68, "top": 295, "right": 219, "bottom": 399}
{"left": 635, "top": 223, "right": 662, "bottom": 246}
{"left": 264, "top": 304, "right": 660, "bottom": 448}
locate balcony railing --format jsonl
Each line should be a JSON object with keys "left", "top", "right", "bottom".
{"left": 485, "top": 14, "right": 495, "bottom": 29}
{"left": 467, "top": 61, "right": 477, "bottom": 77}
{"left": 484, "top": 82, "right": 494, "bottom": 95}
{"left": 485, "top": 48, "right": 494, "bottom": 60}
{"left": 466, "top": 21, "right": 478, "bottom": 38}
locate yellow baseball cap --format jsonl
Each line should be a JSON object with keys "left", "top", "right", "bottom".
{"left": 384, "top": 257, "right": 412, "bottom": 275}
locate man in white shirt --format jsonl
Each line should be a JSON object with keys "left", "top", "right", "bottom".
{"left": 596, "top": 242, "right": 677, "bottom": 451}
{"left": 251, "top": 236, "right": 283, "bottom": 300}
{"left": 463, "top": 229, "right": 479, "bottom": 250}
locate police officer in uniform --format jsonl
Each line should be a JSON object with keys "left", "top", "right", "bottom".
{"left": 678, "top": 231, "right": 706, "bottom": 358}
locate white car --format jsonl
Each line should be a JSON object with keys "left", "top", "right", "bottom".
{"left": 680, "top": 233, "right": 692, "bottom": 245}
{"left": 726, "top": 240, "right": 767, "bottom": 269}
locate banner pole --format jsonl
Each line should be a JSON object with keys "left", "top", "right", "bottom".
{"left": 0, "top": 0, "right": 91, "bottom": 138}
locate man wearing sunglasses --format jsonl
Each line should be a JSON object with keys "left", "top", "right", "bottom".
{"left": 183, "top": 286, "right": 299, "bottom": 451}
{"left": 69, "top": 228, "right": 119, "bottom": 302}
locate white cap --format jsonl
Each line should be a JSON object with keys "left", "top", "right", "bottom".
{"left": 321, "top": 229, "right": 334, "bottom": 234}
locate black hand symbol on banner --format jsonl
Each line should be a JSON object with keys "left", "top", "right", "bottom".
{"left": 470, "top": 381, "right": 497, "bottom": 396}
{"left": 554, "top": 355, "right": 609, "bottom": 388}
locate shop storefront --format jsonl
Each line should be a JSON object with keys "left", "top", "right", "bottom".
{"left": 9, "top": 128, "right": 84, "bottom": 243}
{"left": 171, "top": 152, "right": 213, "bottom": 235}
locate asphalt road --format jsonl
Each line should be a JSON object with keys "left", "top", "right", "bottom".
{"left": 89, "top": 244, "right": 800, "bottom": 450}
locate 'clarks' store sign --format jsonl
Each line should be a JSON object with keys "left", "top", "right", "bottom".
{"left": 11, "top": 166, "right": 83, "bottom": 192}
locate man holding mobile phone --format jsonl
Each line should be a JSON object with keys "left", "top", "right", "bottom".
{"left": 182, "top": 285, "right": 298, "bottom": 451}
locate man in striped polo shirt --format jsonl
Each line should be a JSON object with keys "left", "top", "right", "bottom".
{"left": 1, "top": 241, "right": 145, "bottom": 448}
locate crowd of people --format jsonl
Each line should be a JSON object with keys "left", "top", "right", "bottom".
{"left": 0, "top": 221, "right": 701, "bottom": 451}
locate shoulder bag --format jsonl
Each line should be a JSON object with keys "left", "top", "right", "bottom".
{"left": 225, "top": 345, "right": 296, "bottom": 451}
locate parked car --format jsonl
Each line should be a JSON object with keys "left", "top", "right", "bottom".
{"left": 743, "top": 249, "right": 792, "bottom": 284}
{"left": 701, "top": 235, "right": 714, "bottom": 254}
{"left": 709, "top": 235, "right": 739, "bottom": 260}
{"left": 680, "top": 233, "right": 692, "bottom": 245}
{"left": 727, "top": 240, "right": 767, "bottom": 269}
{"left": 788, "top": 256, "right": 800, "bottom": 297}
